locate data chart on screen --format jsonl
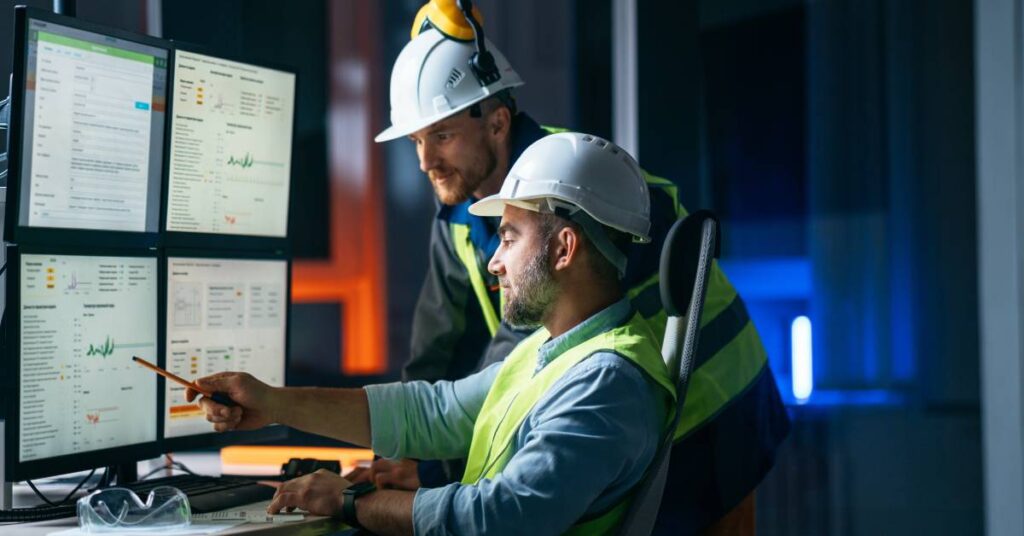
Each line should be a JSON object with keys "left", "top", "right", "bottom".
{"left": 17, "top": 18, "right": 167, "bottom": 232}
{"left": 166, "top": 50, "right": 295, "bottom": 238}
{"left": 18, "top": 254, "right": 158, "bottom": 462}
{"left": 164, "top": 257, "right": 287, "bottom": 438}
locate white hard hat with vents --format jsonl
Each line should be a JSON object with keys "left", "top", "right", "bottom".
{"left": 375, "top": 29, "right": 524, "bottom": 142}
{"left": 470, "top": 132, "right": 651, "bottom": 277}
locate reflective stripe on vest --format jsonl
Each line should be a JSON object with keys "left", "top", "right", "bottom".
{"left": 462, "top": 312, "right": 675, "bottom": 535}
{"left": 450, "top": 222, "right": 501, "bottom": 336}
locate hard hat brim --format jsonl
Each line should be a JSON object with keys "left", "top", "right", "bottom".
{"left": 374, "top": 97, "right": 483, "bottom": 143}
{"left": 467, "top": 194, "right": 507, "bottom": 217}
{"left": 469, "top": 194, "right": 550, "bottom": 218}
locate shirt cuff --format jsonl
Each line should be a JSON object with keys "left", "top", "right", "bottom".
{"left": 417, "top": 459, "right": 451, "bottom": 489}
{"left": 364, "top": 382, "right": 408, "bottom": 458}
{"left": 412, "top": 485, "right": 458, "bottom": 536}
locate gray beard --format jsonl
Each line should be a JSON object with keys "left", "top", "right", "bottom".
{"left": 503, "top": 242, "right": 558, "bottom": 329}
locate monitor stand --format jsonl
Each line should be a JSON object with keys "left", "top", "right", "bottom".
{"left": 0, "top": 420, "right": 11, "bottom": 510}
{"left": 113, "top": 462, "right": 138, "bottom": 485}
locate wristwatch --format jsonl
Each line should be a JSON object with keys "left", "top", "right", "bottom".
{"left": 342, "top": 481, "right": 376, "bottom": 527}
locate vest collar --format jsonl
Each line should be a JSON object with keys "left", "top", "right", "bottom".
{"left": 535, "top": 297, "right": 633, "bottom": 375}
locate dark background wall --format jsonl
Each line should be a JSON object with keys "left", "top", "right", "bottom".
{"left": 0, "top": 0, "right": 983, "bottom": 532}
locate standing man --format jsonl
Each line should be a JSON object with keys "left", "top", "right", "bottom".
{"left": 365, "top": 2, "right": 790, "bottom": 533}
{"left": 192, "top": 134, "right": 677, "bottom": 535}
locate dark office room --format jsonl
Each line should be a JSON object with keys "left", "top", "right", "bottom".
{"left": 0, "top": 0, "right": 1013, "bottom": 535}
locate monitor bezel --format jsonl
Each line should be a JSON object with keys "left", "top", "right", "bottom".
{"left": 4, "top": 6, "right": 172, "bottom": 249}
{"left": 160, "top": 43, "right": 298, "bottom": 251}
{"left": 3, "top": 244, "right": 165, "bottom": 482}
{"left": 159, "top": 247, "right": 291, "bottom": 453}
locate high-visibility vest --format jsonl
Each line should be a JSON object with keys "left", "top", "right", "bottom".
{"left": 448, "top": 168, "right": 768, "bottom": 443}
{"left": 462, "top": 312, "right": 676, "bottom": 535}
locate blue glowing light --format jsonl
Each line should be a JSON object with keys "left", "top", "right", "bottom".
{"left": 791, "top": 315, "right": 813, "bottom": 401}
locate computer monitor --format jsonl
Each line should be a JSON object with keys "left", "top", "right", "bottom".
{"left": 4, "top": 7, "right": 169, "bottom": 245}
{"left": 162, "top": 253, "right": 289, "bottom": 450}
{"left": 163, "top": 48, "right": 296, "bottom": 247}
{"left": 4, "top": 247, "right": 162, "bottom": 481}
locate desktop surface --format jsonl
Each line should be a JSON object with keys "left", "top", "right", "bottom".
{"left": 1, "top": 453, "right": 347, "bottom": 534}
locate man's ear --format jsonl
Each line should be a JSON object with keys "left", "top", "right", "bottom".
{"left": 488, "top": 106, "right": 512, "bottom": 141}
{"left": 553, "top": 226, "right": 581, "bottom": 272}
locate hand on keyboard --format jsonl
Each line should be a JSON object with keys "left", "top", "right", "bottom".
{"left": 261, "top": 469, "right": 353, "bottom": 517}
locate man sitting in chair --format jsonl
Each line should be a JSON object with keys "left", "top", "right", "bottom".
{"left": 189, "top": 132, "right": 676, "bottom": 536}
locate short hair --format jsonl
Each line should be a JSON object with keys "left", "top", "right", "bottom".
{"left": 536, "top": 213, "right": 629, "bottom": 287}
{"left": 469, "top": 89, "right": 517, "bottom": 118}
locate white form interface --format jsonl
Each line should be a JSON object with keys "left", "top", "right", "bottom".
{"left": 166, "top": 50, "right": 295, "bottom": 237}
{"left": 165, "top": 257, "right": 287, "bottom": 438}
{"left": 17, "top": 19, "right": 167, "bottom": 232}
{"left": 18, "top": 254, "right": 158, "bottom": 462}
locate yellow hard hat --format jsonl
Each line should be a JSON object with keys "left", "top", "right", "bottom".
{"left": 411, "top": 0, "right": 484, "bottom": 42}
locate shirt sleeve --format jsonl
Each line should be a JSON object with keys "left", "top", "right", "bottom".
{"left": 366, "top": 362, "right": 503, "bottom": 460}
{"left": 411, "top": 353, "right": 668, "bottom": 536}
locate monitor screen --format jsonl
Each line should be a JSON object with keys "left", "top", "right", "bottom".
{"left": 164, "top": 256, "right": 287, "bottom": 438}
{"left": 18, "top": 253, "right": 158, "bottom": 462}
{"left": 15, "top": 16, "right": 167, "bottom": 233}
{"left": 165, "top": 50, "right": 295, "bottom": 238}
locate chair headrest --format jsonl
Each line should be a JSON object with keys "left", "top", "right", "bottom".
{"left": 659, "top": 210, "right": 721, "bottom": 317}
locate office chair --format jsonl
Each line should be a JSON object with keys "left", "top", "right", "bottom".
{"left": 618, "top": 210, "right": 721, "bottom": 536}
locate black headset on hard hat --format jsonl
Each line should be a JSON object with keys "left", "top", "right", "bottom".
{"left": 456, "top": 0, "right": 501, "bottom": 86}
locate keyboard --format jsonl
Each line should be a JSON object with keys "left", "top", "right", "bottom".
{"left": 126, "top": 474, "right": 277, "bottom": 513}
{"left": 0, "top": 474, "right": 278, "bottom": 523}
{"left": 0, "top": 504, "right": 77, "bottom": 523}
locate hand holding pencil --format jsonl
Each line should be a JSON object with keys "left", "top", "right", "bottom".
{"left": 132, "top": 356, "right": 276, "bottom": 432}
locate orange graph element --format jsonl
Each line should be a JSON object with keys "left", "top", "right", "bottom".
{"left": 168, "top": 401, "right": 202, "bottom": 420}
{"left": 85, "top": 413, "right": 100, "bottom": 424}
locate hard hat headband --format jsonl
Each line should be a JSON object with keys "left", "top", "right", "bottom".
{"left": 547, "top": 205, "right": 629, "bottom": 280}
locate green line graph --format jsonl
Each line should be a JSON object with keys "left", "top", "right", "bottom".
{"left": 227, "top": 152, "right": 254, "bottom": 169}
{"left": 84, "top": 338, "right": 154, "bottom": 358}
{"left": 86, "top": 337, "right": 115, "bottom": 357}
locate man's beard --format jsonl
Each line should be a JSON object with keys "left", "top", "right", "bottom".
{"left": 503, "top": 242, "right": 558, "bottom": 329}
{"left": 428, "top": 148, "right": 498, "bottom": 205}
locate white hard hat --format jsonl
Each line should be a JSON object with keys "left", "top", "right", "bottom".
{"left": 470, "top": 133, "right": 651, "bottom": 276}
{"left": 375, "top": 29, "right": 524, "bottom": 143}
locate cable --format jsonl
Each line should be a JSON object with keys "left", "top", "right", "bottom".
{"left": 139, "top": 454, "right": 198, "bottom": 481}
{"left": 25, "top": 468, "right": 96, "bottom": 507}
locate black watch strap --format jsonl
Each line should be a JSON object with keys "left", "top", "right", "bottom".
{"left": 342, "top": 482, "right": 376, "bottom": 527}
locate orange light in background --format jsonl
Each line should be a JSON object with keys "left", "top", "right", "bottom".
{"left": 291, "top": 0, "right": 388, "bottom": 376}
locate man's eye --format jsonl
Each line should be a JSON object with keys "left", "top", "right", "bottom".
{"left": 436, "top": 132, "right": 452, "bottom": 141}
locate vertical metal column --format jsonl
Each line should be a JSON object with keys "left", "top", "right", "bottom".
{"left": 0, "top": 420, "right": 10, "bottom": 509}
{"left": 52, "top": 0, "right": 76, "bottom": 17}
{"left": 612, "top": 0, "right": 638, "bottom": 158}
{"left": 146, "top": 0, "right": 163, "bottom": 38}
{"left": 976, "top": 0, "right": 1024, "bottom": 534}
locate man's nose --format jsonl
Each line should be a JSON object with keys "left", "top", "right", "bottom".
{"left": 488, "top": 254, "right": 504, "bottom": 276}
{"left": 418, "top": 142, "right": 439, "bottom": 173}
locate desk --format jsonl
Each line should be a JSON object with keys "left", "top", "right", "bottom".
{"left": 1, "top": 451, "right": 367, "bottom": 535}
{"left": 1, "top": 502, "right": 346, "bottom": 535}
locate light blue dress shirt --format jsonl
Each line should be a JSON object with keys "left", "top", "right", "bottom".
{"left": 365, "top": 297, "right": 668, "bottom": 536}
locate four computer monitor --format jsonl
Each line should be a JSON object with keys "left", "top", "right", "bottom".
{"left": 3, "top": 6, "right": 296, "bottom": 481}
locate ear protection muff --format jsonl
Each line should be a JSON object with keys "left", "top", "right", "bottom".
{"left": 410, "top": 0, "right": 501, "bottom": 87}
{"left": 410, "top": 0, "right": 482, "bottom": 42}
